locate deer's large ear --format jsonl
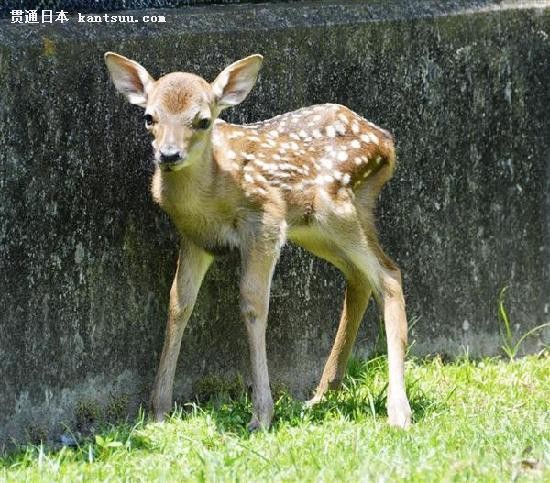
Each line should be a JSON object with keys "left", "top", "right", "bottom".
{"left": 104, "top": 52, "right": 155, "bottom": 108}
{"left": 212, "top": 54, "right": 263, "bottom": 110}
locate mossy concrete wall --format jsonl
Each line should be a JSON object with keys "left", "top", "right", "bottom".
{"left": 1, "top": 1, "right": 549, "bottom": 449}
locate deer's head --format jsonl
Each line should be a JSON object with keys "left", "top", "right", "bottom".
{"left": 104, "top": 52, "right": 263, "bottom": 172}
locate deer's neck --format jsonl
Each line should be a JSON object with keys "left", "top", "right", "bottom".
{"left": 150, "top": 130, "right": 244, "bottom": 252}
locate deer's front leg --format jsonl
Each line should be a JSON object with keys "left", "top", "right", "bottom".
{"left": 150, "top": 239, "right": 213, "bottom": 422}
{"left": 240, "top": 232, "right": 281, "bottom": 431}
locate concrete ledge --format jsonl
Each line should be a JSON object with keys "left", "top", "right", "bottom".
{"left": 1, "top": 1, "right": 549, "bottom": 449}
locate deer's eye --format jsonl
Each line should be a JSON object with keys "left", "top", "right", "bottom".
{"left": 195, "top": 118, "right": 211, "bottom": 130}
{"left": 144, "top": 114, "right": 155, "bottom": 127}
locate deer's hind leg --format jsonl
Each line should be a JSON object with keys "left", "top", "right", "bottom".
{"left": 356, "top": 189, "right": 412, "bottom": 428}
{"left": 304, "top": 211, "right": 412, "bottom": 428}
{"left": 298, "top": 218, "right": 379, "bottom": 405}
{"left": 309, "top": 268, "right": 372, "bottom": 404}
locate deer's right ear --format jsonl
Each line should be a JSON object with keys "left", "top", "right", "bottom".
{"left": 104, "top": 52, "right": 154, "bottom": 108}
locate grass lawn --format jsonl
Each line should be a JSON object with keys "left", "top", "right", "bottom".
{"left": 1, "top": 354, "right": 548, "bottom": 482}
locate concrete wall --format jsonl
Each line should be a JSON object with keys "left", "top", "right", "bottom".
{"left": 1, "top": 1, "right": 549, "bottom": 449}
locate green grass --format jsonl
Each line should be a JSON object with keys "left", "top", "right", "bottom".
{"left": 1, "top": 354, "right": 548, "bottom": 482}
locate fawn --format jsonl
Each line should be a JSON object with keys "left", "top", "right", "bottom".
{"left": 104, "top": 52, "right": 412, "bottom": 430}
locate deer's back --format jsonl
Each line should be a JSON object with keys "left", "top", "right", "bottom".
{"left": 213, "top": 104, "right": 396, "bottom": 226}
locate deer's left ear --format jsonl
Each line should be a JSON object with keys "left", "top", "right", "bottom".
{"left": 212, "top": 54, "right": 263, "bottom": 110}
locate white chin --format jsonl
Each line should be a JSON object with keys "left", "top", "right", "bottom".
{"left": 169, "top": 162, "right": 186, "bottom": 171}
{"left": 160, "top": 161, "right": 188, "bottom": 172}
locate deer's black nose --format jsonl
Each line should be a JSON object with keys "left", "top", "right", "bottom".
{"left": 159, "top": 151, "right": 182, "bottom": 164}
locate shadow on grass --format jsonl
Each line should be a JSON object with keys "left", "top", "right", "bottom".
{"left": 0, "top": 356, "right": 446, "bottom": 466}
{"left": 193, "top": 356, "right": 446, "bottom": 436}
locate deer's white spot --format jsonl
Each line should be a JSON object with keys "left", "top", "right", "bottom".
{"left": 351, "top": 123, "right": 360, "bottom": 134}
{"left": 298, "top": 130, "right": 309, "bottom": 138}
{"left": 290, "top": 142, "right": 300, "bottom": 151}
{"left": 243, "top": 153, "right": 256, "bottom": 161}
{"left": 342, "top": 173, "right": 351, "bottom": 185}
{"left": 334, "top": 171, "right": 342, "bottom": 180}
{"left": 228, "top": 131, "right": 245, "bottom": 139}
{"left": 361, "top": 133, "right": 379, "bottom": 145}
{"left": 268, "top": 130, "right": 279, "bottom": 138}
{"left": 316, "top": 174, "right": 334, "bottom": 185}
{"left": 312, "top": 129, "right": 323, "bottom": 138}
{"left": 227, "top": 150, "right": 237, "bottom": 159}
{"left": 244, "top": 173, "right": 254, "bottom": 183}
{"left": 337, "top": 113, "right": 349, "bottom": 124}
{"left": 320, "top": 157, "right": 333, "bottom": 169}
{"left": 354, "top": 157, "right": 362, "bottom": 165}
{"left": 247, "top": 136, "right": 261, "bottom": 142}
{"left": 335, "top": 123, "right": 346, "bottom": 135}
{"left": 336, "top": 151, "right": 348, "bottom": 162}
{"left": 326, "top": 126, "right": 336, "bottom": 138}
{"left": 350, "top": 140, "right": 361, "bottom": 149}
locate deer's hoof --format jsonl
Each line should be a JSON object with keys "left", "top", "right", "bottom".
{"left": 247, "top": 409, "right": 272, "bottom": 432}
{"left": 387, "top": 398, "right": 412, "bottom": 429}
{"left": 149, "top": 398, "right": 170, "bottom": 423}
{"left": 247, "top": 417, "right": 261, "bottom": 432}
{"left": 247, "top": 416, "right": 271, "bottom": 432}
{"left": 152, "top": 410, "right": 167, "bottom": 423}
{"left": 304, "top": 394, "right": 323, "bottom": 408}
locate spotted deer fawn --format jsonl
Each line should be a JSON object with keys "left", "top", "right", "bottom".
{"left": 104, "top": 52, "right": 412, "bottom": 430}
